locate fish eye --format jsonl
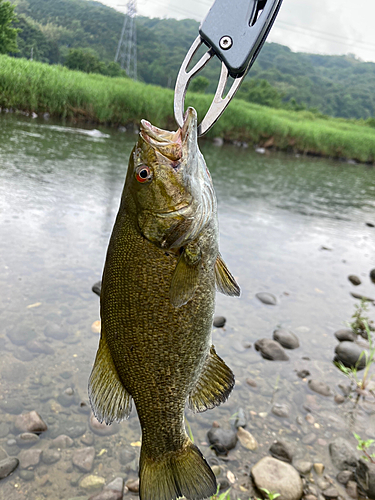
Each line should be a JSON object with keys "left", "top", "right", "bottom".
{"left": 135, "top": 165, "right": 152, "bottom": 183}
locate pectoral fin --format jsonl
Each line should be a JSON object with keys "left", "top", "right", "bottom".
{"left": 169, "top": 244, "right": 201, "bottom": 308}
{"left": 188, "top": 345, "right": 235, "bottom": 413}
{"left": 88, "top": 333, "right": 132, "bottom": 424}
{"left": 214, "top": 253, "right": 241, "bottom": 297}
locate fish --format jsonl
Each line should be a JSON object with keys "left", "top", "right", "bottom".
{"left": 88, "top": 107, "right": 240, "bottom": 500}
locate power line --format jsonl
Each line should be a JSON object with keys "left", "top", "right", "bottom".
{"left": 115, "top": 0, "right": 138, "bottom": 79}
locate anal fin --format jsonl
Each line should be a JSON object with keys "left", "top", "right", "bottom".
{"left": 88, "top": 333, "right": 132, "bottom": 424}
{"left": 188, "top": 345, "right": 235, "bottom": 413}
{"left": 215, "top": 253, "right": 241, "bottom": 297}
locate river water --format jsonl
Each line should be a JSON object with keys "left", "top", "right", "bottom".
{"left": 0, "top": 113, "right": 375, "bottom": 499}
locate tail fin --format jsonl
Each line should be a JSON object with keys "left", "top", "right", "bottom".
{"left": 139, "top": 440, "right": 216, "bottom": 500}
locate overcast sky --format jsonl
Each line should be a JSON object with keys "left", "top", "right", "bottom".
{"left": 98, "top": 0, "right": 375, "bottom": 63}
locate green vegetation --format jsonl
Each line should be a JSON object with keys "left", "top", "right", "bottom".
{"left": 0, "top": 0, "right": 19, "bottom": 53}
{"left": 258, "top": 488, "right": 280, "bottom": 500}
{"left": 65, "top": 47, "right": 126, "bottom": 78}
{"left": 1, "top": 55, "right": 375, "bottom": 163}
{"left": 5, "top": 0, "right": 375, "bottom": 120}
{"left": 210, "top": 486, "right": 230, "bottom": 500}
{"left": 354, "top": 433, "right": 375, "bottom": 464}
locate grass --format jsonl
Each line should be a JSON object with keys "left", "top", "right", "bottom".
{"left": 1, "top": 55, "right": 375, "bottom": 163}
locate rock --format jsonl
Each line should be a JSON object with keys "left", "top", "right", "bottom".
{"left": 44, "top": 324, "right": 67, "bottom": 340}
{"left": 366, "top": 222, "right": 375, "bottom": 228}
{"left": 207, "top": 424, "right": 238, "bottom": 454}
{"left": 15, "top": 411, "right": 47, "bottom": 433}
{"left": 63, "top": 423, "right": 87, "bottom": 438}
{"left": 213, "top": 316, "right": 226, "bottom": 328}
{"left": 0, "top": 399, "right": 23, "bottom": 415}
{"left": 272, "top": 403, "right": 290, "bottom": 418}
{"left": 302, "top": 433, "right": 316, "bottom": 445}
{"left": 50, "top": 435, "right": 74, "bottom": 449}
{"left": 104, "top": 477, "right": 124, "bottom": 492}
{"left": 316, "top": 477, "right": 330, "bottom": 490}
{"left": 126, "top": 478, "right": 140, "bottom": 493}
{"left": 16, "top": 432, "right": 40, "bottom": 446}
{"left": 313, "top": 463, "right": 325, "bottom": 475}
{"left": 348, "top": 275, "right": 361, "bottom": 286}
{"left": 119, "top": 449, "right": 135, "bottom": 465}
{"left": 81, "top": 433, "right": 95, "bottom": 446}
{"left": 356, "top": 459, "right": 375, "bottom": 499}
{"left": 80, "top": 475, "right": 106, "bottom": 492}
{"left": 334, "top": 329, "right": 356, "bottom": 342}
{"left": 92, "top": 281, "right": 102, "bottom": 296}
{"left": 19, "top": 470, "right": 35, "bottom": 481}
{"left": 350, "top": 292, "right": 375, "bottom": 303}
{"left": 0, "top": 458, "right": 19, "bottom": 479}
{"left": 246, "top": 378, "right": 257, "bottom": 387}
{"left": 252, "top": 456, "right": 303, "bottom": 500}
{"left": 254, "top": 339, "right": 289, "bottom": 361}
{"left": 293, "top": 460, "right": 312, "bottom": 475}
{"left": 322, "top": 487, "right": 339, "bottom": 499}
{"left": 336, "top": 470, "right": 353, "bottom": 484}
{"left": 308, "top": 380, "right": 332, "bottom": 397}
{"left": 335, "top": 342, "right": 367, "bottom": 369}
{"left": 346, "top": 481, "right": 358, "bottom": 499}
{"left": 91, "top": 321, "right": 101, "bottom": 334}
{"left": 370, "top": 269, "right": 375, "bottom": 283}
{"left": 89, "top": 491, "right": 123, "bottom": 500}
{"left": 211, "top": 465, "right": 221, "bottom": 476}
{"left": 42, "top": 449, "right": 61, "bottom": 464}
{"left": 213, "top": 137, "right": 224, "bottom": 147}
{"left": 237, "top": 427, "right": 258, "bottom": 450}
{"left": 233, "top": 407, "right": 247, "bottom": 428}
{"left": 1, "top": 362, "right": 27, "bottom": 383}
{"left": 256, "top": 292, "right": 277, "bottom": 305}
{"left": 338, "top": 383, "right": 351, "bottom": 396}
{"left": 25, "top": 340, "right": 54, "bottom": 355}
{"left": 18, "top": 448, "right": 42, "bottom": 469}
{"left": 334, "top": 395, "right": 345, "bottom": 404}
{"left": 89, "top": 413, "right": 119, "bottom": 436}
{"left": 269, "top": 441, "right": 293, "bottom": 463}
{"left": 7, "top": 327, "right": 36, "bottom": 346}
{"left": 296, "top": 369, "right": 310, "bottom": 379}
{"left": 329, "top": 437, "right": 358, "bottom": 471}
{"left": 255, "top": 147, "right": 266, "bottom": 155}
{"left": 57, "top": 389, "right": 76, "bottom": 407}
{"left": 0, "top": 423, "right": 10, "bottom": 438}
{"left": 72, "top": 446, "right": 95, "bottom": 472}
{"left": 273, "top": 329, "right": 299, "bottom": 349}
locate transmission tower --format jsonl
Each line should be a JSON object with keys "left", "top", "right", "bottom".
{"left": 115, "top": 1, "right": 137, "bottom": 80}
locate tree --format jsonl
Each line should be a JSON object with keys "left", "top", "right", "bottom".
{"left": 65, "top": 48, "right": 106, "bottom": 74}
{"left": 0, "top": 0, "right": 20, "bottom": 53}
{"left": 189, "top": 76, "right": 210, "bottom": 94}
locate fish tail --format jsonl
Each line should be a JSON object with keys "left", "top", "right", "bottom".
{"left": 139, "top": 440, "right": 216, "bottom": 500}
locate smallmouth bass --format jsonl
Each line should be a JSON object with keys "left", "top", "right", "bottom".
{"left": 89, "top": 107, "right": 240, "bottom": 500}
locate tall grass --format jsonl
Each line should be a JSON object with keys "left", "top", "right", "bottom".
{"left": 1, "top": 55, "right": 375, "bottom": 163}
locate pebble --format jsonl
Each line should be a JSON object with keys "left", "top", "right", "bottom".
{"left": 44, "top": 324, "right": 67, "bottom": 340}
{"left": 348, "top": 275, "right": 361, "bottom": 286}
{"left": 370, "top": 269, "right": 375, "bottom": 283}
{"left": 334, "top": 329, "right": 356, "bottom": 342}
{"left": 92, "top": 281, "right": 102, "bottom": 296}
{"left": 42, "top": 449, "right": 61, "bottom": 465}
{"left": 19, "top": 469, "right": 35, "bottom": 481}
{"left": 207, "top": 424, "right": 238, "bottom": 455}
{"left": 293, "top": 460, "right": 312, "bottom": 475}
{"left": 213, "top": 137, "right": 224, "bottom": 147}
{"left": 63, "top": 423, "right": 87, "bottom": 438}
{"left": 0, "top": 399, "right": 23, "bottom": 415}
{"left": 334, "top": 341, "right": 367, "bottom": 369}
{"left": 119, "top": 448, "right": 135, "bottom": 466}
{"left": 346, "top": 481, "right": 358, "bottom": 499}
{"left": 296, "top": 369, "right": 310, "bottom": 379}
{"left": 273, "top": 328, "right": 300, "bottom": 349}
{"left": 104, "top": 477, "right": 124, "bottom": 492}
{"left": 306, "top": 414, "right": 315, "bottom": 424}
{"left": 329, "top": 437, "right": 358, "bottom": 470}
{"left": 72, "top": 446, "right": 95, "bottom": 472}
{"left": 213, "top": 316, "right": 226, "bottom": 328}
{"left": 252, "top": 456, "right": 303, "bottom": 500}
{"left": 269, "top": 441, "right": 293, "bottom": 463}
{"left": 211, "top": 465, "right": 221, "bottom": 476}
{"left": 81, "top": 433, "right": 95, "bottom": 446}
{"left": 0, "top": 458, "right": 19, "bottom": 479}
{"left": 302, "top": 433, "right": 317, "bottom": 445}
{"left": 246, "top": 378, "right": 257, "bottom": 387}
{"left": 89, "top": 490, "right": 123, "bottom": 500}
{"left": 25, "top": 340, "right": 54, "bottom": 355}
{"left": 51, "top": 434, "right": 74, "bottom": 449}
{"left": 316, "top": 477, "right": 330, "bottom": 490}
{"left": 14, "top": 411, "right": 48, "bottom": 433}
{"left": 308, "top": 380, "right": 332, "bottom": 397}
{"left": 0, "top": 423, "right": 10, "bottom": 438}
{"left": 18, "top": 449, "right": 42, "bottom": 469}
{"left": 16, "top": 432, "right": 40, "bottom": 446}
{"left": 126, "top": 478, "right": 140, "bottom": 493}
{"left": 91, "top": 321, "right": 101, "bottom": 334}
{"left": 334, "top": 395, "right": 345, "bottom": 404}
{"left": 356, "top": 458, "right": 375, "bottom": 499}
{"left": 256, "top": 292, "right": 277, "bottom": 305}
{"left": 7, "top": 327, "right": 36, "bottom": 346}
{"left": 1, "top": 362, "right": 27, "bottom": 383}
{"left": 237, "top": 427, "right": 258, "bottom": 450}
{"left": 336, "top": 470, "right": 353, "bottom": 485}
{"left": 233, "top": 408, "right": 247, "bottom": 428}
{"left": 254, "top": 339, "right": 289, "bottom": 361}
{"left": 80, "top": 475, "right": 106, "bottom": 492}
{"left": 89, "top": 413, "right": 119, "bottom": 436}
{"left": 322, "top": 487, "right": 339, "bottom": 499}
{"left": 272, "top": 403, "right": 290, "bottom": 418}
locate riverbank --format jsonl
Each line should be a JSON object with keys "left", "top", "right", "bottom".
{"left": 1, "top": 55, "right": 375, "bottom": 163}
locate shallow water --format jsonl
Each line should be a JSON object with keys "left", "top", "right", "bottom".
{"left": 0, "top": 113, "right": 375, "bottom": 499}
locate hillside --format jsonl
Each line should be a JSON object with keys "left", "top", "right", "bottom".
{"left": 8, "top": 0, "right": 375, "bottom": 120}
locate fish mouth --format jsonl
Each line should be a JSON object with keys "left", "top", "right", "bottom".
{"left": 140, "top": 108, "right": 197, "bottom": 162}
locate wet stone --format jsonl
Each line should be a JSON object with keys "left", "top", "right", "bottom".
{"left": 207, "top": 424, "right": 238, "bottom": 455}
{"left": 119, "top": 448, "right": 135, "bottom": 465}
{"left": 254, "top": 339, "right": 289, "bottom": 361}
{"left": 0, "top": 422, "right": 10, "bottom": 438}
{"left": 89, "top": 490, "right": 123, "bottom": 500}
{"left": 336, "top": 470, "right": 353, "bottom": 485}
{"left": 19, "top": 448, "right": 42, "bottom": 469}
{"left": 302, "top": 433, "right": 317, "bottom": 445}
{"left": 334, "top": 395, "right": 345, "bottom": 404}
{"left": 334, "top": 329, "right": 356, "bottom": 342}
{"left": 335, "top": 342, "right": 366, "bottom": 369}
{"left": 0, "top": 458, "right": 19, "bottom": 479}
{"left": 316, "top": 477, "right": 330, "bottom": 490}
{"left": 81, "top": 433, "right": 95, "bottom": 446}
{"left": 256, "top": 292, "right": 277, "bottom": 305}
{"left": 15, "top": 411, "right": 47, "bottom": 433}
{"left": 356, "top": 459, "right": 375, "bottom": 499}
{"left": 293, "top": 460, "right": 312, "bottom": 475}
{"left": 252, "top": 456, "right": 303, "bottom": 500}
{"left": 370, "top": 269, "right": 375, "bottom": 283}
{"left": 63, "top": 423, "right": 87, "bottom": 439}
{"left": 269, "top": 441, "right": 293, "bottom": 463}
{"left": 0, "top": 399, "right": 23, "bottom": 415}
{"left": 51, "top": 434, "right": 74, "bottom": 449}
{"left": 89, "top": 413, "right": 119, "bottom": 436}
{"left": 25, "top": 340, "right": 54, "bottom": 355}
{"left": 233, "top": 407, "right": 247, "bottom": 428}
{"left": 1, "top": 362, "right": 27, "bottom": 383}
{"left": 19, "top": 469, "right": 35, "bottom": 481}
{"left": 16, "top": 433, "right": 40, "bottom": 446}
{"left": 78, "top": 401, "right": 91, "bottom": 415}
{"left": 322, "top": 487, "right": 339, "bottom": 499}
{"left": 7, "top": 327, "right": 36, "bottom": 346}
{"left": 296, "top": 369, "right": 310, "bottom": 379}
{"left": 42, "top": 449, "right": 61, "bottom": 465}
{"left": 104, "top": 477, "right": 124, "bottom": 492}
{"left": 44, "top": 324, "right": 67, "bottom": 340}
{"left": 92, "top": 281, "right": 102, "bottom": 296}
{"left": 346, "top": 481, "right": 358, "bottom": 499}
{"left": 329, "top": 438, "right": 358, "bottom": 471}
{"left": 0, "top": 448, "right": 6, "bottom": 461}
{"left": 313, "top": 463, "right": 325, "bottom": 475}
{"left": 13, "top": 349, "right": 35, "bottom": 362}
{"left": 126, "top": 478, "right": 140, "bottom": 493}
{"left": 273, "top": 328, "right": 300, "bottom": 349}
{"left": 308, "top": 380, "right": 332, "bottom": 397}
{"left": 237, "top": 427, "right": 258, "bottom": 450}
{"left": 348, "top": 275, "right": 361, "bottom": 286}
{"left": 72, "top": 446, "right": 95, "bottom": 472}
{"left": 60, "top": 370, "right": 72, "bottom": 379}
{"left": 213, "top": 316, "right": 226, "bottom": 328}
{"left": 272, "top": 403, "right": 290, "bottom": 418}
{"left": 80, "top": 475, "right": 106, "bottom": 492}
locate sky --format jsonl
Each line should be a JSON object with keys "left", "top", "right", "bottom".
{"left": 98, "top": 0, "right": 375, "bottom": 63}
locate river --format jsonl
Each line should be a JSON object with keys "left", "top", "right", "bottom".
{"left": 1, "top": 113, "right": 375, "bottom": 500}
